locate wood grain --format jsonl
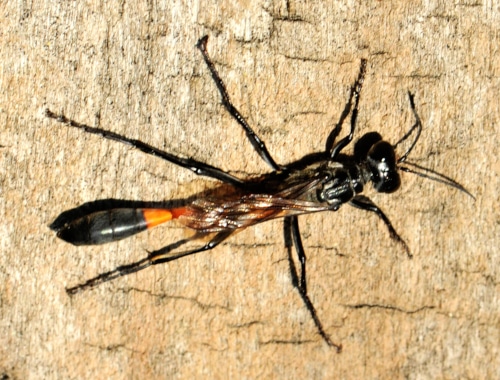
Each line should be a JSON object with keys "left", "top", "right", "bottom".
{"left": 0, "top": 1, "right": 498, "bottom": 379}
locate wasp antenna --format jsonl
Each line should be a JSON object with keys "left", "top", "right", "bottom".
{"left": 399, "top": 162, "right": 475, "bottom": 200}
{"left": 394, "top": 92, "right": 423, "bottom": 163}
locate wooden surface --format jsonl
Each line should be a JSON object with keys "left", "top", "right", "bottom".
{"left": 1, "top": 1, "right": 498, "bottom": 379}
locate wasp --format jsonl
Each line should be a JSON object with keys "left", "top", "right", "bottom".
{"left": 46, "top": 36, "right": 472, "bottom": 351}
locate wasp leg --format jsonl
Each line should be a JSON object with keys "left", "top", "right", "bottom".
{"left": 350, "top": 195, "right": 412, "bottom": 258}
{"left": 148, "top": 230, "right": 233, "bottom": 265}
{"left": 45, "top": 110, "right": 244, "bottom": 187}
{"left": 66, "top": 256, "right": 153, "bottom": 295}
{"left": 290, "top": 216, "right": 307, "bottom": 293}
{"left": 284, "top": 216, "right": 342, "bottom": 351}
{"left": 66, "top": 231, "right": 233, "bottom": 295}
{"left": 328, "top": 59, "right": 367, "bottom": 158}
{"left": 196, "top": 36, "right": 282, "bottom": 171}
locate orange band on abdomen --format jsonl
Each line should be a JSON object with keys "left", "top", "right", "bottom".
{"left": 142, "top": 207, "right": 188, "bottom": 229}
{"left": 142, "top": 209, "right": 173, "bottom": 228}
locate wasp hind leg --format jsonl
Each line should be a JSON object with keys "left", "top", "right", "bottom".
{"left": 66, "top": 231, "right": 233, "bottom": 295}
{"left": 45, "top": 110, "right": 244, "bottom": 186}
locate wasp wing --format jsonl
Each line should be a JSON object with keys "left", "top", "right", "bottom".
{"left": 177, "top": 176, "right": 329, "bottom": 232}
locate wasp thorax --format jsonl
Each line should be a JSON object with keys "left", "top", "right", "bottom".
{"left": 317, "top": 169, "right": 355, "bottom": 206}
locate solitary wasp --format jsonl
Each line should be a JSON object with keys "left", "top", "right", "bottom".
{"left": 47, "top": 36, "right": 472, "bottom": 351}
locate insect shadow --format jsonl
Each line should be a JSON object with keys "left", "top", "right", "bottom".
{"left": 46, "top": 36, "right": 473, "bottom": 351}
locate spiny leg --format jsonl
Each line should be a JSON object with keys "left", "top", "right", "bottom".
{"left": 45, "top": 111, "right": 244, "bottom": 187}
{"left": 196, "top": 36, "right": 282, "bottom": 171}
{"left": 66, "top": 231, "right": 233, "bottom": 295}
{"left": 284, "top": 216, "right": 342, "bottom": 351}
{"left": 350, "top": 195, "right": 412, "bottom": 259}
{"left": 149, "top": 230, "right": 232, "bottom": 265}
{"left": 66, "top": 255, "right": 153, "bottom": 295}
{"left": 327, "top": 59, "right": 367, "bottom": 158}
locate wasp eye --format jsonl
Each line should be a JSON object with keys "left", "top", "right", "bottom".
{"left": 367, "top": 141, "right": 400, "bottom": 193}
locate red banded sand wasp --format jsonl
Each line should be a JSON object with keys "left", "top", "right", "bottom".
{"left": 46, "top": 36, "right": 473, "bottom": 351}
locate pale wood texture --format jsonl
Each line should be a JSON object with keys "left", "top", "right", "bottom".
{"left": 1, "top": 1, "right": 498, "bottom": 379}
